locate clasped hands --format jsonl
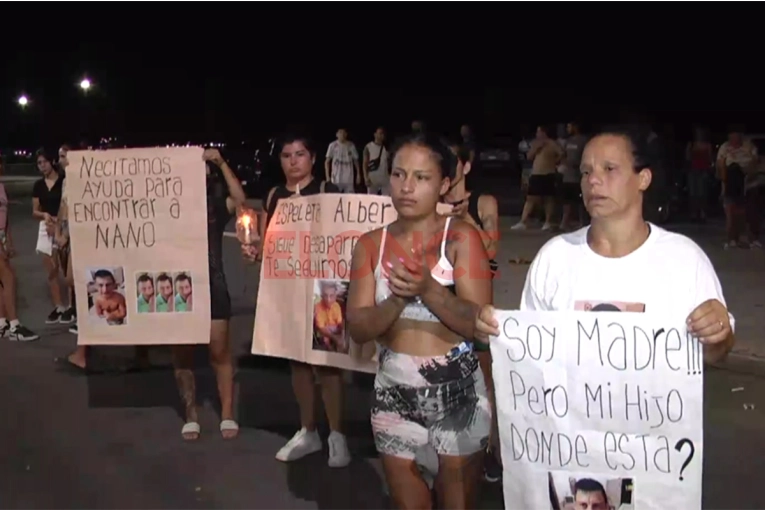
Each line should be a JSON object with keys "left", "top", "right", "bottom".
{"left": 384, "top": 248, "right": 435, "bottom": 301}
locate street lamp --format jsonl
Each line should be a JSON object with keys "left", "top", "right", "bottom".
{"left": 79, "top": 78, "right": 91, "bottom": 91}
{"left": 17, "top": 95, "right": 28, "bottom": 107}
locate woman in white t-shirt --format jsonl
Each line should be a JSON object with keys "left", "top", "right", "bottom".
{"left": 475, "top": 125, "right": 734, "bottom": 364}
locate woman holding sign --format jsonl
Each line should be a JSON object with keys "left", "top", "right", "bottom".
{"left": 173, "top": 148, "right": 246, "bottom": 441}
{"left": 475, "top": 125, "right": 735, "bottom": 363}
{"left": 347, "top": 133, "right": 493, "bottom": 509}
{"left": 245, "top": 134, "right": 352, "bottom": 468}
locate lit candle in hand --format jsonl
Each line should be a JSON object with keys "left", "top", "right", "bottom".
{"left": 236, "top": 207, "right": 259, "bottom": 246}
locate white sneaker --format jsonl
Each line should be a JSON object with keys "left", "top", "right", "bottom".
{"left": 541, "top": 222, "right": 554, "bottom": 231}
{"left": 275, "top": 428, "right": 322, "bottom": 462}
{"left": 510, "top": 222, "right": 527, "bottom": 230}
{"left": 752, "top": 240, "right": 763, "bottom": 248}
{"left": 327, "top": 431, "right": 351, "bottom": 468}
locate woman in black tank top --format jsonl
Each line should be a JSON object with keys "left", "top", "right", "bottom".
{"left": 443, "top": 143, "right": 499, "bottom": 276}
{"left": 244, "top": 134, "right": 348, "bottom": 467}
{"left": 442, "top": 141, "right": 503, "bottom": 482}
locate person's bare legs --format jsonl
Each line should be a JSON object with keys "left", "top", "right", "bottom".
{"left": 0, "top": 257, "right": 18, "bottom": 322}
{"left": 518, "top": 196, "right": 541, "bottom": 225}
{"left": 435, "top": 452, "right": 484, "bottom": 510}
{"left": 42, "top": 254, "right": 63, "bottom": 308}
{"left": 172, "top": 345, "right": 199, "bottom": 440}
{"left": 543, "top": 196, "right": 555, "bottom": 227}
{"left": 291, "top": 361, "right": 318, "bottom": 429}
{"left": 62, "top": 253, "right": 87, "bottom": 367}
{"left": 381, "top": 454, "right": 432, "bottom": 509}
{"left": 317, "top": 366, "right": 343, "bottom": 432}
{"left": 477, "top": 351, "right": 500, "bottom": 462}
{"left": 209, "top": 319, "right": 237, "bottom": 439}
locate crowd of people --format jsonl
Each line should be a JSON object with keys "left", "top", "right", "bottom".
{"left": 2, "top": 119, "right": 738, "bottom": 509}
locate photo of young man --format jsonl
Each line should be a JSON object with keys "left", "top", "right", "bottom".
{"left": 173, "top": 272, "right": 193, "bottom": 312}
{"left": 136, "top": 273, "right": 155, "bottom": 313}
{"left": 154, "top": 272, "right": 174, "bottom": 313}
{"left": 87, "top": 268, "right": 127, "bottom": 326}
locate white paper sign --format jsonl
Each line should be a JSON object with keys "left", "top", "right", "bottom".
{"left": 490, "top": 310, "right": 703, "bottom": 510}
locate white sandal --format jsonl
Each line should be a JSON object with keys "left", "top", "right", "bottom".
{"left": 220, "top": 419, "right": 239, "bottom": 438}
{"left": 181, "top": 422, "right": 201, "bottom": 440}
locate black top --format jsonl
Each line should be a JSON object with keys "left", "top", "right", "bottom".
{"left": 265, "top": 179, "right": 339, "bottom": 225}
{"left": 464, "top": 192, "right": 498, "bottom": 274}
{"left": 33, "top": 173, "right": 64, "bottom": 216}
{"left": 466, "top": 192, "right": 484, "bottom": 230}
{"left": 206, "top": 176, "right": 232, "bottom": 287}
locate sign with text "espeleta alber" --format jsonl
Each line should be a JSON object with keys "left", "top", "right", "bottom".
{"left": 491, "top": 311, "right": 703, "bottom": 510}
{"left": 67, "top": 147, "right": 211, "bottom": 345}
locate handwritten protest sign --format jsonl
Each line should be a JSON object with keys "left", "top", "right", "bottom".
{"left": 67, "top": 147, "right": 210, "bottom": 345}
{"left": 252, "top": 194, "right": 397, "bottom": 372}
{"left": 491, "top": 310, "right": 703, "bottom": 510}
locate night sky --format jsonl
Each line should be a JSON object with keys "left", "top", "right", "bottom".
{"left": 2, "top": 12, "right": 762, "bottom": 152}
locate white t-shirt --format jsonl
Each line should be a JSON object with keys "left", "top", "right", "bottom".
{"left": 716, "top": 140, "right": 758, "bottom": 169}
{"left": 520, "top": 225, "right": 733, "bottom": 328}
{"left": 326, "top": 141, "right": 359, "bottom": 185}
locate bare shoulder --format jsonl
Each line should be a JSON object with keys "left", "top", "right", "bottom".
{"left": 448, "top": 217, "right": 484, "bottom": 249}
{"left": 353, "top": 227, "right": 385, "bottom": 259}
{"left": 477, "top": 194, "right": 498, "bottom": 214}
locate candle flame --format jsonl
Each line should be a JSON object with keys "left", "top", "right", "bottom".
{"left": 241, "top": 214, "right": 252, "bottom": 228}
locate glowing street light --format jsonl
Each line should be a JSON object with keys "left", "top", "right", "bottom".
{"left": 79, "top": 78, "right": 91, "bottom": 91}
{"left": 17, "top": 95, "right": 28, "bottom": 107}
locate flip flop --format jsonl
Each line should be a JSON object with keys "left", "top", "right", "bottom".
{"left": 220, "top": 420, "right": 239, "bottom": 439}
{"left": 53, "top": 356, "right": 91, "bottom": 376}
{"left": 181, "top": 422, "right": 201, "bottom": 440}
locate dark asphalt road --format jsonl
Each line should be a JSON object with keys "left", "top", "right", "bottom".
{"left": 1, "top": 203, "right": 764, "bottom": 509}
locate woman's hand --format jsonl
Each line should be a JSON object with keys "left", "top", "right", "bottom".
{"left": 203, "top": 148, "right": 224, "bottom": 166}
{"left": 55, "top": 233, "right": 68, "bottom": 249}
{"left": 241, "top": 243, "right": 261, "bottom": 264}
{"left": 475, "top": 304, "right": 499, "bottom": 343}
{"left": 385, "top": 255, "right": 434, "bottom": 299}
{"left": 687, "top": 299, "right": 732, "bottom": 345}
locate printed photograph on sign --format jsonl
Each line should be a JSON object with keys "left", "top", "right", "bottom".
{"left": 153, "top": 272, "right": 175, "bottom": 312}
{"left": 548, "top": 471, "right": 634, "bottom": 510}
{"left": 85, "top": 266, "right": 127, "bottom": 326}
{"left": 135, "top": 272, "right": 155, "bottom": 313}
{"left": 312, "top": 279, "right": 349, "bottom": 354}
{"left": 574, "top": 301, "right": 646, "bottom": 313}
{"left": 172, "top": 271, "right": 193, "bottom": 312}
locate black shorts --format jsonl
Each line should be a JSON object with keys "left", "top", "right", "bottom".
{"left": 527, "top": 174, "right": 557, "bottom": 197}
{"left": 210, "top": 277, "right": 231, "bottom": 321}
{"left": 560, "top": 182, "right": 581, "bottom": 203}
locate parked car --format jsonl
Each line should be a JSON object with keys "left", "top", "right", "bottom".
{"left": 476, "top": 136, "right": 517, "bottom": 177}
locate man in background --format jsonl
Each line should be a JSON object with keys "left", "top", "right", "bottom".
{"left": 325, "top": 128, "right": 360, "bottom": 193}
{"left": 362, "top": 127, "right": 390, "bottom": 196}
{"left": 559, "top": 122, "right": 587, "bottom": 230}
{"left": 512, "top": 125, "right": 563, "bottom": 230}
